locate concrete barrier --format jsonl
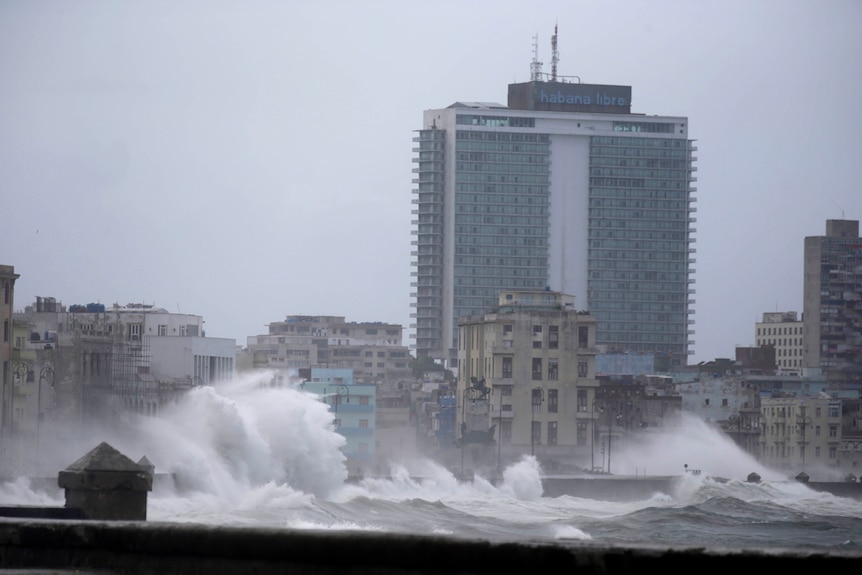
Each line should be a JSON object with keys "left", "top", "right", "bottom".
{"left": 0, "top": 519, "right": 857, "bottom": 574}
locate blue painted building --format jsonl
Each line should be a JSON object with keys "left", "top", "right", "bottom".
{"left": 303, "top": 368, "right": 377, "bottom": 477}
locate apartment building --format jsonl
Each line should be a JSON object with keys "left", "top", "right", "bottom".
{"left": 456, "top": 289, "right": 599, "bottom": 474}
{"left": 755, "top": 312, "right": 803, "bottom": 374}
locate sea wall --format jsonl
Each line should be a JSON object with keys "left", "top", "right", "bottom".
{"left": 0, "top": 519, "right": 858, "bottom": 574}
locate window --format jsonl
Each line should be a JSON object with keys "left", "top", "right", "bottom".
{"left": 704, "top": 398, "right": 710, "bottom": 406}
{"left": 532, "top": 387, "right": 544, "bottom": 412}
{"left": 578, "top": 325, "right": 589, "bottom": 348}
{"left": 158, "top": 325, "right": 167, "bottom": 336}
{"left": 577, "top": 361, "right": 587, "bottom": 378}
{"left": 129, "top": 324, "right": 141, "bottom": 340}
{"left": 359, "top": 419, "right": 369, "bottom": 428}
{"left": 532, "top": 325, "right": 542, "bottom": 335}
{"left": 577, "top": 421, "right": 588, "bottom": 445}
{"left": 360, "top": 396, "right": 369, "bottom": 405}
{"left": 333, "top": 418, "right": 342, "bottom": 428}
{"left": 722, "top": 398, "right": 728, "bottom": 407}
{"left": 502, "top": 420, "right": 512, "bottom": 443}
{"left": 503, "top": 324, "right": 513, "bottom": 335}
{"left": 548, "top": 326, "right": 558, "bottom": 349}
{"left": 532, "top": 358, "right": 542, "bottom": 380}
{"left": 502, "top": 357, "right": 513, "bottom": 379}
{"left": 548, "top": 359, "right": 558, "bottom": 381}
{"left": 547, "top": 421, "right": 558, "bottom": 446}
{"left": 577, "top": 389, "right": 588, "bottom": 412}
{"left": 532, "top": 421, "right": 541, "bottom": 445}
{"left": 548, "top": 389, "right": 558, "bottom": 413}
{"left": 829, "top": 425, "right": 837, "bottom": 438}
{"left": 3, "top": 320, "right": 7, "bottom": 342}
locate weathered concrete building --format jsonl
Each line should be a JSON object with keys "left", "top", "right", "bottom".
{"left": 755, "top": 311, "right": 803, "bottom": 374}
{"left": 760, "top": 394, "right": 845, "bottom": 478}
{"left": 242, "top": 315, "right": 412, "bottom": 386}
{"left": 803, "top": 219, "right": 862, "bottom": 384}
{"left": 456, "top": 289, "right": 599, "bottom": 474}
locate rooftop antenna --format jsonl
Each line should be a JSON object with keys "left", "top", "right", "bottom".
{"left": 530, "top": 33, "right": 543, "bottom": 81}
{"left": 551, "top": 23, "right": 559, "bottom": 82}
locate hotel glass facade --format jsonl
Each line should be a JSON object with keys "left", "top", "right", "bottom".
{"left": 412, "top": 84, "right": 697, "bottom": 367}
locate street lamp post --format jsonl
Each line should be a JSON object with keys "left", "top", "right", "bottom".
{"left": 37, "top": 365, "right": 54, "bottom": 456}
{"left": 495, "top": 386, "right": 503, "bottom": 474}
{"left": 531, "top": 387, "right": 544, "bottom": 457}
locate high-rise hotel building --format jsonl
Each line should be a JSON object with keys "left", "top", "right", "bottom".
{"left": 411, "top": 79, "right": 697, "bottom": 367}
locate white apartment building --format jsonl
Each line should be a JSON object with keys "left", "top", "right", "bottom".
{"left": 755, "top": 312, "right": 803, "bottom": 374}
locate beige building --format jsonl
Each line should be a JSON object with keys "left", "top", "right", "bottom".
{"left": 754, "top": 312, "right": 803, "bottom": 374}
{"left": 242, "top": 315, "right": 412, "bottom": 386}
{"left": 456, "top": 290, "right": 598, "bottom": 474}
{"left": 0, "top": 265, "right": 21, "bottom": 466}
{"left": 760, "top": 394, "right": 842, "bottom": 477}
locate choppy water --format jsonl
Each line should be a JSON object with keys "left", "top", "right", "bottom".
{"left": 4, "top": 372, "right": 862, "bottom": 555}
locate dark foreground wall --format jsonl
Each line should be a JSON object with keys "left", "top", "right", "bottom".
{"left": 0, "top": 519, "right": 858, "bottom": 575}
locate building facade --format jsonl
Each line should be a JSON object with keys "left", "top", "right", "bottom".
{"left": 242, "top": 315, "right": 412, "bottom": 386}
{"left": 14, "top": 298, "right": 234, "bottom": 423}
{"left": 412, "top": 77, "right": 697, "bottom": 367}
{"left": 455, "top": 289, "right": 599, "bottom": 475}
{"left": 803, "top": 219, "right": 862, "bottom": 384}
{"left": 760, "top": 394, "right": 843, "bottom": 476}
{"left": 0, "top": 265, "right": 20, "bottom": 467}
{"left": 755, "top": 312, "right": 803, "bottom": 374}
{"left": 302, "top": 368, "right": 376, "bottom": 478}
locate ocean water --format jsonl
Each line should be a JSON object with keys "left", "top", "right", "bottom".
{"left": 4, "top": 372, "right": 862, "bottom": 556}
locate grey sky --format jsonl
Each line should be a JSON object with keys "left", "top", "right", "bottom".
{"left": 1, "top": 0, "right": 859, "bottom": 363}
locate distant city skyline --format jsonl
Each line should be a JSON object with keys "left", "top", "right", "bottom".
{"left": 2, "top": 1, "right": 860, "bottom": 363}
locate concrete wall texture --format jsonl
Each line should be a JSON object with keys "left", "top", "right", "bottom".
{"left": 0, "top": 519, "right": 858, "bottom": 574}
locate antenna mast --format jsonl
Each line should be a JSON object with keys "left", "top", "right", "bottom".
{"left": 530, "top": 33, "right": 543, "bottom": 81}
{"left": 550, "top": 24, "right": 559, "bottom": 82}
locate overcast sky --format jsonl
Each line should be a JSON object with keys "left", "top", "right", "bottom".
{"left": 1, "top": 0, "right": 859, "bottom": 363}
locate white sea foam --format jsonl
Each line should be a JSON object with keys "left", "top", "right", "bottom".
{"left": 1, "top": 372, "right": 859, "bottom": 551}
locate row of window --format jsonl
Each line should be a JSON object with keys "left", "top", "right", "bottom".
{"left": 454, "top": 225, "right": 549, "bottom": 238}
{"left": 757, "top": 326, "right": 802, "bottom": 336}
{"left": 457, "top": 173, "right": 551, "bottom": 184}
{"left": 588, "top": 285, "right": 688, "bottom": 301}
{"left": 591, "top": 157, "right": 688, "bottom": 169}
{"left": 589, "top": 199, "right": 689, "bottom": 211}
{"left": 454, "top": 245, "right": 547, "bottom": 257}
{"left": 612, "top": 121, "right": 677, "bottom": 133}
{"left": 591, "top": 229, "right": 689, "bottom": 241}
{"left": 592, "top": 136, "right": 689, "bottom": 148}
{"left": 590, "top": 214, "right": 690, "bottom": 229}
{"left": 456, "top": 141, "right": 550, "bottom": 153}
{"left": 457, "top": 162, "right": 550, "bottom": 175}
{"left": 590, "top": 167, "right": 689, "bottom": 180}
{"left": 589, "top": 249, "right": 689, "bottom": 261}
{"left": 591, "top": 147, "right": 690, "bottom": 160}
{"left": 457, "top": 152, "right": 549, "bottom": 164}
{"left": 591, "top": 188, "right": 692, "bottom": 202}
{"left": 456, "top": 130, "right": 549, "bottom": 143}
{"left": 456, "top": 115, "right": 537, "bottom": 128}
{"left": 453, "top": 267, "right": 545, "bottom": 280}
{"left": 589, "top": 177, "right": 688, "bottom": 190}
{"left": 455, "top": 183, "right": 549, "bottom": 195}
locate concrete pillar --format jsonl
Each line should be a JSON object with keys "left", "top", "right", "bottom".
{"left": 57, "top": 442, "right": 153, "bottom": 520}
